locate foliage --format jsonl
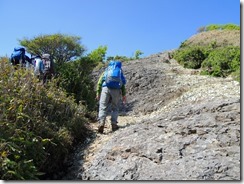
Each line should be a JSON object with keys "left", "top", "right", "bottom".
{"left": 88, "top": 45, "right": 107, "bottom": 65}
{"left": 173, "top": 44, "right": 240, "bottom": 80}
{"left": 0, "top": 58, "right": 91, "bottom": 179}
{"left": 107, "top": 55, "right": 135, "bottom": 62}
{"left": 173, "top": 46, "right": 208, "bottom": 69}
{"left": 107, "top": 50, "right": 144, "bottom": 62}
{"left": 205, "top": 24, "right": 240, "bottom": 31}
{"left": 201, "top": 46, "right": 240, "bottom": 78}
{"left": 107, "top": 55, "right": 129, "bottom": 62}
{"left": 221, "top": 24, "right": 240, "bottom": 30}
{"left": 134, "top": 50, "right": 144, "bottom": 59}
{"left": 205, "top": 24, "right": 221, "bottom": 31}
{"left": 57, "top": 57, "right": 97, "bottom": 112}
{"left": 174, "top": 24, "right": 240, "bottom": 81}
{"left": 20, "top": 33, "right": 97, "bottom": 113}
{"left": 19, "top": 33, "right": 85, "bottom": 66}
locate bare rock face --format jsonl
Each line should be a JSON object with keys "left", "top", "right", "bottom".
{"left": 65, "top": 51, "right": 240, "bottom": 180}
{"left": 81, "top": 98, "right": 240, "bottom": 180}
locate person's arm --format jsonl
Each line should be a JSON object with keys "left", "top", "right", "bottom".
{"left": 121, "top": 84, "right": 126, "bottom": 104}
{"left": 34, "top": 59, "right": 40, "bottom": 75}
{"left": 121, "top": 85, "right": 126, "bottom": 96}
{"left": 121, "top": 72, "right": 126, "bottom": 85}
{"left": 96, "top": 72, "right": 104, "bottom": 100}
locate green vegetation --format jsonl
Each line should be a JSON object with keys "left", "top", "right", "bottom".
{"left": 134, "top": 50, "right": 144, "bottom": 59}
{"left": 20, "top": 34, "right": 85, "bottom": 66}
{"left": 57, "top": 57, "right": 97, "bottom": 111}
{"left": 201, "top": 46, "right": 240, "bottom": 78}
{"left": 197, "top": 23, "right": 240, "bottom": 33}
{"left": 106, "top": 50, "right": 144, "bottom": 63}
{"left": 173, "top": 24, "right": 240, "bottom": 82}
{"left": 1, "top": 33, "right": 144, "bottom": 179}
{"left": 20, "top": 34, "right": 97, "bottom": 113}
{"left": 173, "top": 46, "right": 208, "bottom": 69}
{"left": 0, "top": 58, "right": 92, "bottom": 179}
{"left": 88, "top": 45, "right": 107, "bottom": 64}
{"left": 1, "top": 22, "right": 239, "bottom": 179}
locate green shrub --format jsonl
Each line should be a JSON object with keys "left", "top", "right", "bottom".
{"left": 221, "top": 24, "right": 240, "bottom": 30}
{"left": 201, "top": 46, "right": 240, "bottom": 77}
{"left": 57, "top": 57, "right": 97, "bottom": 112}
{"left": 206, "top": 24, "right": 221, "bottom": 31}
{"left": 0, "top": 58, "right": 92, "bottom": 179}
{"left": 205, "top": 24, "right": 240, "bottom": 31}
{"left": 173, "top": 46, "right": 208, "bottom": 69}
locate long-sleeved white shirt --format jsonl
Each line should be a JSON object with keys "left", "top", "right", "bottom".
{"left": 34, "top": 58, "right": 44, "bottom": 76}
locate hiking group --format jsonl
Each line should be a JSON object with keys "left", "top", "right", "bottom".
{"left": 96, "top": 60, "right": 127, "bottom": 134}
{"left": 10, "top": 47, "right": 127, "bottom": 134}
{"left": 10, "top": 47, "right": 55, "bottom": 84}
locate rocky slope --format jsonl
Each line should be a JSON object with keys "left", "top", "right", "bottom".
{"left": 183, "top": 30, "right": 240, "bottom": 48}
{"left": 63, "top": 51, "right": 240, "bottom": 180}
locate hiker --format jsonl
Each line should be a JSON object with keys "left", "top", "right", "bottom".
{"left": 33, "top": 55, "right": 44, "bottom": 81}
{"left": 10, "top": 47, "right": 32, "bottom": 68}
{"left": 96, "top": 60, "right": 126, "bottom": 133}
{"left": 42, "top": 54, "right": 55, "bottom": 84}
{"left": 24, "top": 55, "right": 32, "bottom": 68}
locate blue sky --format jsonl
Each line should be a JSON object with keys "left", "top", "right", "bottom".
{"left": 0, "top": 0, "right": 240, "bottom": 58}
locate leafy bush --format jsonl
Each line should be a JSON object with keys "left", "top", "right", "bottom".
{"left": 221, "top": 24, "right": 240, "bottom": 30}
{"left": 174, "top": 24, "right": 240, "bottom": 81}
{"left": 88, "top": 45, "right": 107, "bottom": 64}
{"left": 205, "top": 24, "right": 240, "bottom": 31}
{"left": 201, "top": 46, "right": 240, "bottom": 77}
{"left": 0, "top": 58, "right": 92, "bottom": 179}
{"left": 57, "top": 57, "right": 97, "bottom": 112}
{"left": 205, "top": 24, "right": 221, "bottom": 31}
{"left": 173, "top": 46, "right": 208, "bottom": 69}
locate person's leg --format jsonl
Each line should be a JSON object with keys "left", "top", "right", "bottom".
{"left": 43, "top": 72, "right": 47, "bottom": 85}
{"left": 98, "top": 87, "right": 110, "bottom": 132}
{"left": 109, "top": 89, "right": 121, "bottom": 131}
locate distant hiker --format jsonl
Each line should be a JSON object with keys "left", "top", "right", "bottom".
{"left": 96, "top": 60, "right": 126, "bottom": 133}
{"left": 24, "top": 55, "right": 32, "bottom": 68}
{"left": 10, "top": 47, "right": 32, "bottom": 68}
{"left": 33, "top": 55, "right": 44, "bottom": 80}
{"left": 42, "top": 54, "right": 55, "bottom": 84}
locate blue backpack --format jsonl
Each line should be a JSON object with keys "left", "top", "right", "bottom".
{"left": 10, "top": 47, "right": 26, "bottom": 66}
{"left": 104, "top": 61, "right": 126, "bottom": 89}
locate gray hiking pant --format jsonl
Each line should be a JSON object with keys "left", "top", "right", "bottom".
{"left": 98, "top": 87, "right": 121, "bottom": 126}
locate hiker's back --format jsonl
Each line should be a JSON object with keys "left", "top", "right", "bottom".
{"left": 104, "top": 61, "right": 126, "bottom": 89}
{"left": 10, "top": 47, "right": 26, "bottom": 66}
{"left": 42, "top": 54, "right": 54, "bottom": 73}
{"left": 42, "top": 54, "right": 54, "bottom": 84}
{"left": 33, "top": 56, "right": 44, "bottom": 76}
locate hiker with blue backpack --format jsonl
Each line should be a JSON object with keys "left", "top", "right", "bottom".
{"left": 96, "top": 60, "right": 126, "bottom": 133}
{"left": 10, "top": 47, "right": 32, "bottom": 68}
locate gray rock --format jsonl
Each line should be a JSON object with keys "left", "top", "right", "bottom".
{"left": 82, "top": 98, "right": 240, "bottom": 180}
{"left": 64, "top": 51, "right": 240, "bottom": 180}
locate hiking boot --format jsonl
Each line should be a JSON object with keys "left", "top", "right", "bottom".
{"left": 97, "top": 124, "right": 104, "bottom": 134}
{"left": 111, "top": 124, "right": 119, "bottom": 131}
